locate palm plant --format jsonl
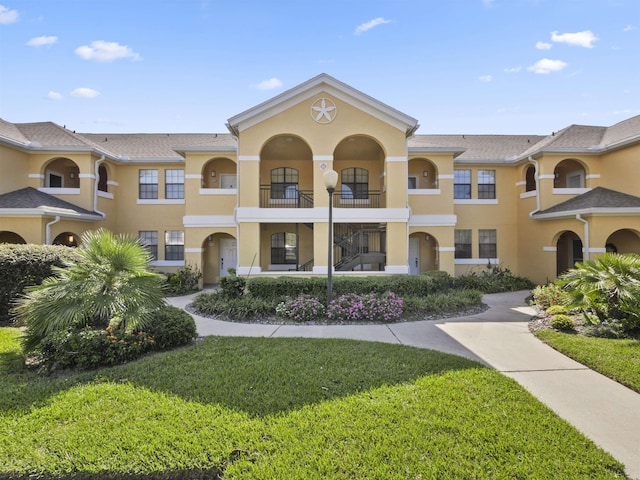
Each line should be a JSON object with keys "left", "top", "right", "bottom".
{"left": 556, "top": 252, "right": 640, "bottom": 332}
{"left": 14, "top": 228, "right": 165, "bottom": 352}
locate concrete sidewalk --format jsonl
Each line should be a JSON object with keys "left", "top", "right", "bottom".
{"left": 167, "top": 290, "right": 640, "bottom": 479}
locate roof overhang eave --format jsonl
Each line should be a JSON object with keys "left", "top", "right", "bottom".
{"left": 0, "top": 207, "right": 103, "bottom": 221}
{"left": 533, "top": 207, "right": 640, "bottom": 220}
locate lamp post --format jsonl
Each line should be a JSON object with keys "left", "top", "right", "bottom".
{"left": 323, "top": 169, "right": 338, "bottom": 304}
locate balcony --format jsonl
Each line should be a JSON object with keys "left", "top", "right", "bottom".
{"left": 260, "top": 185, "right": 314, "bottom": 208}
{"left": 333, "top": 190, "right": 382, "bottom": 208}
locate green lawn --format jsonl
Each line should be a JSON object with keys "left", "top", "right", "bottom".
{"left": 0, "top": 327, "right": 626, "bottom": 479}
{"left": 535, "top": 330, "right": 640, "bottom": 393}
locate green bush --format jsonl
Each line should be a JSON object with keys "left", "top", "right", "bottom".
{"left": 0, "top": 244, "right": 81, "bottom": 325}
{"left": 192, "top": 291, "right": 278, "bottom": 320}
{"left": 531, "top": 283, "right": 572, "bottom": 311}
{"left": 163, "top": 264, "right": 202, "bottom": 296}
{"left": 546, "top": 305, "right": 568, "bottom": 315}
{"left": 403, "top": 290, "right": 483, "bottom": 317}
{"left": 276, "top": 295, "right": 326, "bottom": 322}
{"left": 220, "top": 275, "right": 247, "bottom": 298}
{"left": 144, "top": 305, "right": 197, "bottom": 350}
{"left": 549, "top": 314, "right": 576, "bottom": 331}
{"left": 455, "top": 266, "right": 534, "bottom": 293}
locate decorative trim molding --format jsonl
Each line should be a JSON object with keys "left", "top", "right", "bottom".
{"left": 454, "top": 258, "right": 500, "bottom": 265}
{"left": 408, "top": 189, "right": 441, "bottom": 195}
{"left": 136, "top": 199, "right": 185, "bottom": 205}
{"left": 589, "top": 247, "right": 607, "bottom": 253}
{"left": 552, "top": 188, "right": 591, "bottom": 195}
{"left": 385, "top": 156, "right": 407, "bottom": 162}
{"left": 97, "top": 191, "right": 114, "bottom": 199}
{"left": 78, "top": 173, "right": 95, "bottom": 179}
{"left": 185, "top": 248, "right": 204, "bottom": 253}
{"left": 107, "top": 180, "right": 119, "bottom": 186}
{"left": 454, "top": 199, "right": 499, "bottom": 205}
{"left": 515, "top": 180, "right": 527, "bottom": 187}
{"left": 438, "top": 174, "right": 454, "bottom": 180}
{"left": 199, "top": 188, "right": 237, "bottom": 195}
{"left": 29, "top": 173, "right": 45, "bottom": 179}
{"left": 543, "top": 246, "right": 557, "bottom": 252}
{"left": 539, "top": 174, "right": 555, "bottom": 180}
{"left": 409, "top": 214, "right": 457, "bottom": 227}
{"left": 238, "top": 155, "right": 260, "bottom": 161}
{"left": 185, "top": 174, "right": 203, "bottom": 179}
{"left": 183, "top": 215, "right": 236, "bottom": 228}
{"left": 520, "top": 191, "right": 536, "bottom": 199}
{"left": 313, "top": 155, "right": 333, "bottom": 161}
{"left": 38, "top": 187, "right": 80, "bottom": 195}
{"left": 586, "top": 174, "right": 601, "bottom": 179}
{"left": 438, "top": 247, "right": 456, "bottom": 252}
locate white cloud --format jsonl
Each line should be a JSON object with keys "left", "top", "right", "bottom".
{"left": 47, "top": 91, "right": 63, "bottom": 100}
{"left": 253, "top": 78, "right": 283, "bottom": 90}
{"left": 479, "top": 75, "right": 493, "bottom": 82}
{"left": 70, "top": 88, "right": 100, "bottom": 99}
{"left": 482, "top": 0, "right": 496, "bottom": 7}
{"left": 75, "top": 40, "right": 141, "bottom": 62}
{"left": 0, "top": 5, "right": 18, "bottom": 24}
{"left": 354, "top": 17, "right": 391, "bottom": 35}
{"left": 504, "top": 66, "right": 522, "bottom": 73}
{"left": 551, "top": 30, "right": 598, "bottom": 48}
{"left": 27, "top": 35, "right": 58, "bottom": 47}
{"left": 536, "top": 41, "right": 552, "bottom": 50}
{"left": 623, "top": 25, "right": 635, "bottom": 32}
{"left": 527, "top": 58, "right": 568, "bottom": 74}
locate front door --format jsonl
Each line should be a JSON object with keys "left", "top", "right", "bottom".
{"left": 409, "top": 237, "right": 420, "bottom": 275}
{"left": 219, "top": 238, "right": 237, "bottom": 278}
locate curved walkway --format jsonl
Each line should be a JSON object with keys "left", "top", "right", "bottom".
{"left": 167, "top": 290, "right": 640, "bottom": 479}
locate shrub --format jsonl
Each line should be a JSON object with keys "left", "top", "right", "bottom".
{"left": 0, "top": 244, "right": 81, "bottom": 325}
{"left": 220, "top": 275, "right": 246, "bottom": 299}
{"left": 327, "top": 292, "right": 403, "bottom": 323}
{"left": 402, "top": 290, "right": 483, "bottom": 317}
{"left": 531, "top": 283, "right": 572, "bottom": 311}
{"left": 549, "top": 314, "right": 576, "bottom": 331}
{"left": 163, "top": 264, "right": 202, "bottom": 296}
{"left": 455, "top": 266, "right": 535, "bottom": 293}
{"left": 546, "top": 305, "right": 568, "bottom": 315}
{"left": 276, "top": 295, "right": 326, "bottom": 322}
{"left": 192, "top": 291, "right": 277, "bottom": 320}
{"left": 143, "top": 305, "right": 197, "bottom": 350}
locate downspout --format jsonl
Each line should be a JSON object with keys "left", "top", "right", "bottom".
{"left": 576, "top": 214, "right": 590, "bottom": 261}
{"left": 528, "top": 156, "right": 541, "bottom": 217}
{"left": 94, "top": 155, "right": 106, "bottom": 218}
{"left": 45, "top": 216, "right": 61, "bottom": 244}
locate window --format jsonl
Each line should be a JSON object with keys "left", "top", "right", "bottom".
{"left": 139, "top": 169, "right": 158, "bottom": 199}
{"left": 455, "top": 229, "right": 472, "bottom": 259}
{"left": 165, "top": 169, "right": 184, "bottom": 199}
{"left": 454, "top": 170, "right": 471, "bottom": 199}
{"left": 408, "top": 177, "right": 418, "bottom": 189}
{"left": 271, "top": 232, "right": 297, "bottom": 264}
{"left": 525, "top": 166, "right": 536, "bottom": 192}
{"left": 479, "top": 229, "right": 497, "bottom": 258}
{"left": 477, "top": 170, "right": 496, "bottom": 199}
{"left": 165, "top": 230, "right": 184, "bottom": 261}
{"left": 98, "top": 165, "right": 108, "bottom": 192}
{"left": 271, "top": 167, "right": 298, "bottom": 199}
{"left": 341, "top": 167, "right": 368, "bottom": 199}
{"left": 139, "top": 231, "right": 158, "bottom": 260}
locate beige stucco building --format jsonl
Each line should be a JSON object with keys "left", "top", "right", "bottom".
{"left": 1, "top": 74, "right": 639, "bottom": 285}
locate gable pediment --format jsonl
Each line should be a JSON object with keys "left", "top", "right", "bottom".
{"left": 226, "top": 73, "right": 419, "bottom": 137}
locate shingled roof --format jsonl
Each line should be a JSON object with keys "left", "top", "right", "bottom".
{"left": 0, "top": 187, "right": 102, "bottom": 219}
{"left": 533, "top": 187, "right": 640, "bottom": 218}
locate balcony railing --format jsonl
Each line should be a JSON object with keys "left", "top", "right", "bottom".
{"left": 333, "top": 191, "right": 381, "bottom": 208}
{"left": 260, "top": 185, "right": 314, "bottom": 208}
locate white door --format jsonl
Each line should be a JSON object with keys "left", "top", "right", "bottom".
{"left": 220, "top": 174, "right": 237, "bottom": 189}
{"left": 219, "top": 238, "right": 237, "bottom": 277}
{"left": 409, "top": 237, "right": 420, "bottom": 275}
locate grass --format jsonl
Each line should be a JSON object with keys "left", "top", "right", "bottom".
{"left": 535, "top": 330, "right": 640, "bottom": 393}
{"left": 0, "top": 327, "right": 626, "bottom": 479}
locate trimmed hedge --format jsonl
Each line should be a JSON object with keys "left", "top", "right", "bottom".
{"left": 0, "top": 244, "right": 81, "bottom": 325}
{"left": 246, "top": 272, "right": 453, "bottom": 300}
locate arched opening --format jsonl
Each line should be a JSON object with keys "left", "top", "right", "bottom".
{"left": 0, "top": 231, "right": 26, "bottom": 244}
{"left": 556, "top": 231, "right": 582, "bottom": 275}
{"left": 525, "top": 165, "right": 536, "bottom": 192}
{"left": 553, "top": 159, "right": 586, "bottom": 189}
{"left": 53, "top": 232, "right": 79, "bottom": 247}
{"left": 201, "top": 233, "right": 237, "bottom": 285}
{"left": 43, "top": 158, "right": 80, "bottom": 188}
{"left": 201, "top": 157, "right": 237, "bottom": 189}
{"left": 605, "top": 229, "right": 640, "bottom": 255}
{"left": 409, "top": 232, "right": 439, "bottom": 274}
{"left": 260, "top": 135, "right": 312, "bottom": 207}
{"left": 98, "top": 164, "right": 108, "bottom": 192}
{"left": 408, "top": 158, "right": 438, "bottom": 189}
{"left": 334, "top": 135, "right": 385, "bottom": 207}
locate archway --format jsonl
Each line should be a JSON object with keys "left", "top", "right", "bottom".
{"left": 0, "top": 231, "right": 26, "bottom": 244}
{"left": 53, "top": 232, "right": 79, "bottom": 247}
{"left": 524, "top": 164, "right": 536, "bottom": 192}
{"left": 605, "top": 229, "right": 640, "bottom": 255}
{"left": 334, "top": 135, "right": 385, "bottom": 207}
{"left": 43, "top": 158, "right": 80, "bottom": 188}
{"left": 201, "top": 233, "right": 237, "bottom": 285}
{"left": 201, "top": 157, "right": 237, "bottom": 189}
{"left": 553, "top": 159, "right": 586, "bottom": 189}
{"left": 260, "top": 135, "right": 312, "bottom": 207}
{"left": 408, "top": 158, "right": 438, "bottom": 189}
{"left": 409, "top": 232, "right": 439, "bottom": 274}
{"left": 556, "top": 231, "right": 582, "bottom": 275}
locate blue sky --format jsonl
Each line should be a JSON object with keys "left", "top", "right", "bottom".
{"left": 0, "top": 0, "right": 638, "bottom": 135}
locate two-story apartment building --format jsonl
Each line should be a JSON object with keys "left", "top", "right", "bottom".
{"left": 1, "top": 74, "right": 639, "bottom": 285}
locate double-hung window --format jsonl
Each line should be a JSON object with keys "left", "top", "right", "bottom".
{"left": 341, "top": 167, "right": 368, "bottom": 199}
{"left": 271, "top": 167, "right": 299, "bottom": 199}
{"left": 139, "top": 231, "right": 158, "bottom": 260}
{"left": 454, "top": 229, "right": 472, "bottom": 259}
{"left": 271, "top": 232, "right": 297, "bottom": 264}
{"left": 165, "top": 169, "right": 184, "bottom": 199}
{"left": 165, "top": 230, "right": 184, "bottom": 261}
{"left": 454, "top": 170, "right": 471, "bottom": 199}
{"left": 139, "top": 169, "right": 158, "bottom": 199}
{"left": 479, "top": 229, "right": 497, "bottom": 258}
{"left": 478, "top": 170, "right": 496, "bottom": 199}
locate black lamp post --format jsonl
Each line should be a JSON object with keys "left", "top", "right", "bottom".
{"left": 323, "top": 169, "right": 338, "bottom": 304}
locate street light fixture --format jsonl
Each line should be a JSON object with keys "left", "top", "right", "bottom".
{"left": 323, "top": 169, "right": 338, "bottom": 304}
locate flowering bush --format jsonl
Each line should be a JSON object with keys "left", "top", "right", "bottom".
{"left": 327, "top": 292, "right": 403, "bottom": 323}
{"left": 276, "top": 295, "right": 326, "bottom": 322}
{"left": 531, "top": 283, "right": 572, "bottom": 310}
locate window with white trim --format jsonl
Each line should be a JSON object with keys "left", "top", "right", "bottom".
{"left": 139, "top": 169, "right": 158, "bottom": 199}
{"left": 454, "top": 170, "right": 471, "bottom": 199}
{"left": 478, "top": 170, "right": 496, "bottom": 199}
{"left": 479, "top": 229, "right": 497, "bottom": 258}
{"left": 165, "top": 230, "right": 184, "bottom": 261}
{"left": 139, "top": 231, "right": 158, "bottom": 260}
{"left": 271, "top": 232, "right": 297, "bottom": 264}
{"left": 165, "top": 169, "right": 184, "bottom": 199}
{"left": 454, "top": 229, "right": 472, "bottom": 258}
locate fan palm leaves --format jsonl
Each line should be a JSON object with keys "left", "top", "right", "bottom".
{"left": 556, "top": 252, "right": 640, "bottom": 331}
{"left": 14, "top": 229, "right": 165, "bottom": 352}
